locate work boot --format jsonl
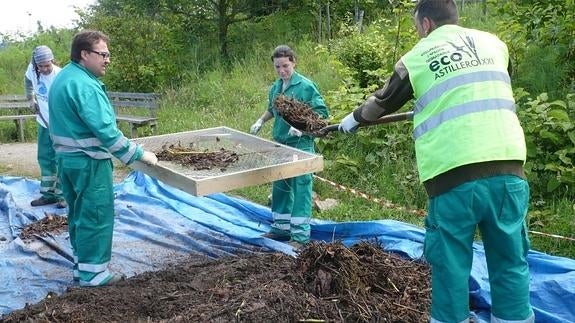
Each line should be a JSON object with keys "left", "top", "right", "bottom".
{"left": 287, "top": 239, "right": 307, "bottom": 251}
{"left": 30, "top": 196, "right": 59, "bottom": 207}
{"left": 55, "top": 200, "right": 68, "bottom": 209}
{"left": 99, "top": 273, "right": 126, "bottom": 287}
{"left": 262, "top": 231, "right": 290, "bottom": 242}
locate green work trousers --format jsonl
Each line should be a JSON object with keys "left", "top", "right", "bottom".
{"left": 58, "top": 155, "right": 116, "bottom": 286}
{"left": 424, "top": 175, "right": 533, "bottom": 323}
{"left": 269, "top": 140, "right": 314, "bottom": 243}
{"left": 37, "top": 125, "right": 62, "bottom": 200}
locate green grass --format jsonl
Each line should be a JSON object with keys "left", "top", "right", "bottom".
{"left": 0, "top": 120, "right": 37, "bottom": 143}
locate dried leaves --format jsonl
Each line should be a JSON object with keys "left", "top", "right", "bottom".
{"left": 157, "top": 143, "right": 239, "bottom": 171}
{"left": 19, "top": 213, "right": 68, "bottom": 240}
{"left": 274, "top": 95, "right": 328, "bottom": 133}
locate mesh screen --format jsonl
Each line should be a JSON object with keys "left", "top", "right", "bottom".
{"left": 132, "top": 127, "right": 320, "bottom": 180}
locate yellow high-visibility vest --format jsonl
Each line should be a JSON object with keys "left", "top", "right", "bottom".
{"left": 402, "top": 24, "right": 526, "bottom": 182}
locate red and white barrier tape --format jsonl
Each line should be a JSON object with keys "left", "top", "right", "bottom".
{"left": 313, "top": 175, "right": 426, "bottom": 216}
{"left": 528, "top": 230, "right": 575, "bottom": 242}
{"left": 314, "top": 174, "right": 574, "bottom": 242}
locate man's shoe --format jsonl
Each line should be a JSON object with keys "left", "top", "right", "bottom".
{"left": 55, "top": 200, "right": 67, "bottom": 209}
{"left": 100, "top": 273, "right": 126, "bottom": 286}
{"left": 262, "top": 231, "right": 291, "bottom": 242}
{"left": 31, "top": 196, "right": 59, "bottom": 207}
{"left": 287, "top": 239, "right": 307, "bottom": 250}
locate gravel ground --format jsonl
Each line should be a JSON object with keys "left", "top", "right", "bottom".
{"left": 0, "top": 142, "right": 131, "bottom": 183}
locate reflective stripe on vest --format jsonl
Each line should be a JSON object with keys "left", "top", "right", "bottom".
{"left": 413, "top": 98, "right": 515, "bottom": 139}
{"left": 414, "top": 70, "right": 510, "bottom": 113}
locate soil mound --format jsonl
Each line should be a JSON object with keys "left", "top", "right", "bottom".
{"left": 1, "top": 241, "right": 430, "bottom": 322}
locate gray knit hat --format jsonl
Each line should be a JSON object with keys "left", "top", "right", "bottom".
{"left": 33, "top": 45, "right": 54, "bottom": 64}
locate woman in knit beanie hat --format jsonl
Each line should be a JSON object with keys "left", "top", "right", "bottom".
{"left": 30, "top": 45, "right": 55, "bottom": 79}
{"left": 24, "top": 45, "right": 66, "bottom": 208}
{"left": 33, "top": 45, "right": 54, "bottom": 63}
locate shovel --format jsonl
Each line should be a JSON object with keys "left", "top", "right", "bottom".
{"left": 293, "top": 111, "right": 414, "bottom": 138}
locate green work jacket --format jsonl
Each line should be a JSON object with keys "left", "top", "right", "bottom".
{"left": 48, "top": 62, "right": 142, "bottom": 164}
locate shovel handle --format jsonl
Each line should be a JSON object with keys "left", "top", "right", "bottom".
{"left": 362, "top": 110, "right": 414, "bottom": 126}
{"left": 316, "top": 111, "right": 414, "bottom": 137}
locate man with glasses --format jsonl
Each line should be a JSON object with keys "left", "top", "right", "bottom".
{"left": 49, "top": 30, "right": 158, "bottom": 287}
{"left": 24, "top": 45, "right": 66, "bottom": 209}
{"left": 338, "top": 0, "right": 533, "bottom": 322}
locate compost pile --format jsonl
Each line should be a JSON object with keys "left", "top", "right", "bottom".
{"left": 18, "top": 213, "right": 68, "bottom": 240}
{"left": 157, "top": 143, "right": 239, "bottom": 171}
{"left": 275, "top": 95, "right": 328, "bottom": 133}
{"left": 1, "top": 240, "right": 430, "bottom": 322}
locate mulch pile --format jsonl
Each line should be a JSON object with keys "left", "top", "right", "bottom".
{"left": 275, "top": 95, "right": 328, "bottom": 133}
{"left": 1, "top": 240, "right": 430, "bottom": 322}
{"left": 157, "top": 143, "right": 239, "bottom": 171}
{"left": 18, "top": 213, "right": 68, "bottom": 240}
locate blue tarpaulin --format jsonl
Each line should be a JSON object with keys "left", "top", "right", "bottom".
{"left": 0, "top": 172, "right": 574, "bottom": 321}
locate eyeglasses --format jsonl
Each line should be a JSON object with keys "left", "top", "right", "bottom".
{"left": 88, "top": 49, "right": 111, "bottom": 59}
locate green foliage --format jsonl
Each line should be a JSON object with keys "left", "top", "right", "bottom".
{"left": 228, "top": 9, "right": 316, "bottom": 60}
{"left": 84, "top": 11, "right": 183, "bottom": 92}
{"left": 296, "top": 43, "right": 345, "bottom": 96}
{"left": 0, "top": 46, "right": 29, "bottom": 94}
{"left": 330, "top": 23, "right": 389, "bottom": 87}
{"left": 330, "top": 1, "right": 417, "bottom": 88}
{"left": 323, "top": 79, "right": 371, "bottom": 122}
{"left": 0, "top": 29, "right": 75, "bottom": 94}
{"left": 527, "top": 197, "right": 575, "bottom": 259}
{"left": 493, "top": 0, "right": 575, "bottom": 97}
{"left": 318, "top": 115, "right": 425, "bottom": 209}
{"left": 517, "top": 91, "right": 575, "bottom": 198}
{"left": 519, "top": 46, "right": 569, "bottom": 98}
{"left": 158, "top": 41, "right": 341, "bottom": 134}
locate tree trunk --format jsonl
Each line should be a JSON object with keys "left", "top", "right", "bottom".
{"left": 354, "top": 0, "right": 359, "bottom": 23}
{"left": 326, "top": 1, "right": 331, "bottom": 40}
{"left": 357, "top": 10, "right": 364, "bottom": 33}
{"left": 216, "top": 1, "right": 229, "bottom": 62}
{"left": 317, "top": 1, "right": 322, "bottom": 43}
{"left": 219, "top": 22, "right": 229, "bottom": 62}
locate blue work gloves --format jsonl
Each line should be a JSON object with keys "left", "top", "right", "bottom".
{"left": 287, "top": 126, "right": 303, "bottom": 137}
{"left": 250, "top": 118, "right": 264, "bottom": 135}
{"left": 338, "top": 112, "right": 360, "bottom": 133}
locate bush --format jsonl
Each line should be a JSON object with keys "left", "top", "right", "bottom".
{"left": 84, "top": 13, "right": 183, "bottom": 92}
{"left": 517, "top": 90, "right": 575, "bottom": 199}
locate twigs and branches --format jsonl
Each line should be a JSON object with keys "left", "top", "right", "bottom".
{"left": 295, "top": 240, "right": 431, "bottom": 322}
{"left": 274, "top": 95, "right": 328, "bottom": 133}
{"left": 157, "top": 143, "right": 239, "bottom": 171}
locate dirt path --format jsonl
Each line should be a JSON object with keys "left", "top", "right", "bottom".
{"left": 0, "top": 142, "right": 131, "bottom": 183}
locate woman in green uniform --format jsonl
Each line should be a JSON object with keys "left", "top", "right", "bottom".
{"left": 250, "top": 45, "right": 329, "bottom": 249}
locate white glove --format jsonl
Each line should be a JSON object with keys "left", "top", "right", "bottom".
{"left": 139, "top": 150, "right": 158, "bottom": 166}
{"left": 250, "top": 118, "right": 264, "bottom": 135}
{"left": 338, "top": 112, "right": 360, "bottom": 133}
{"left": 287, "top": 126, "right": 303, "bottom": 137}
